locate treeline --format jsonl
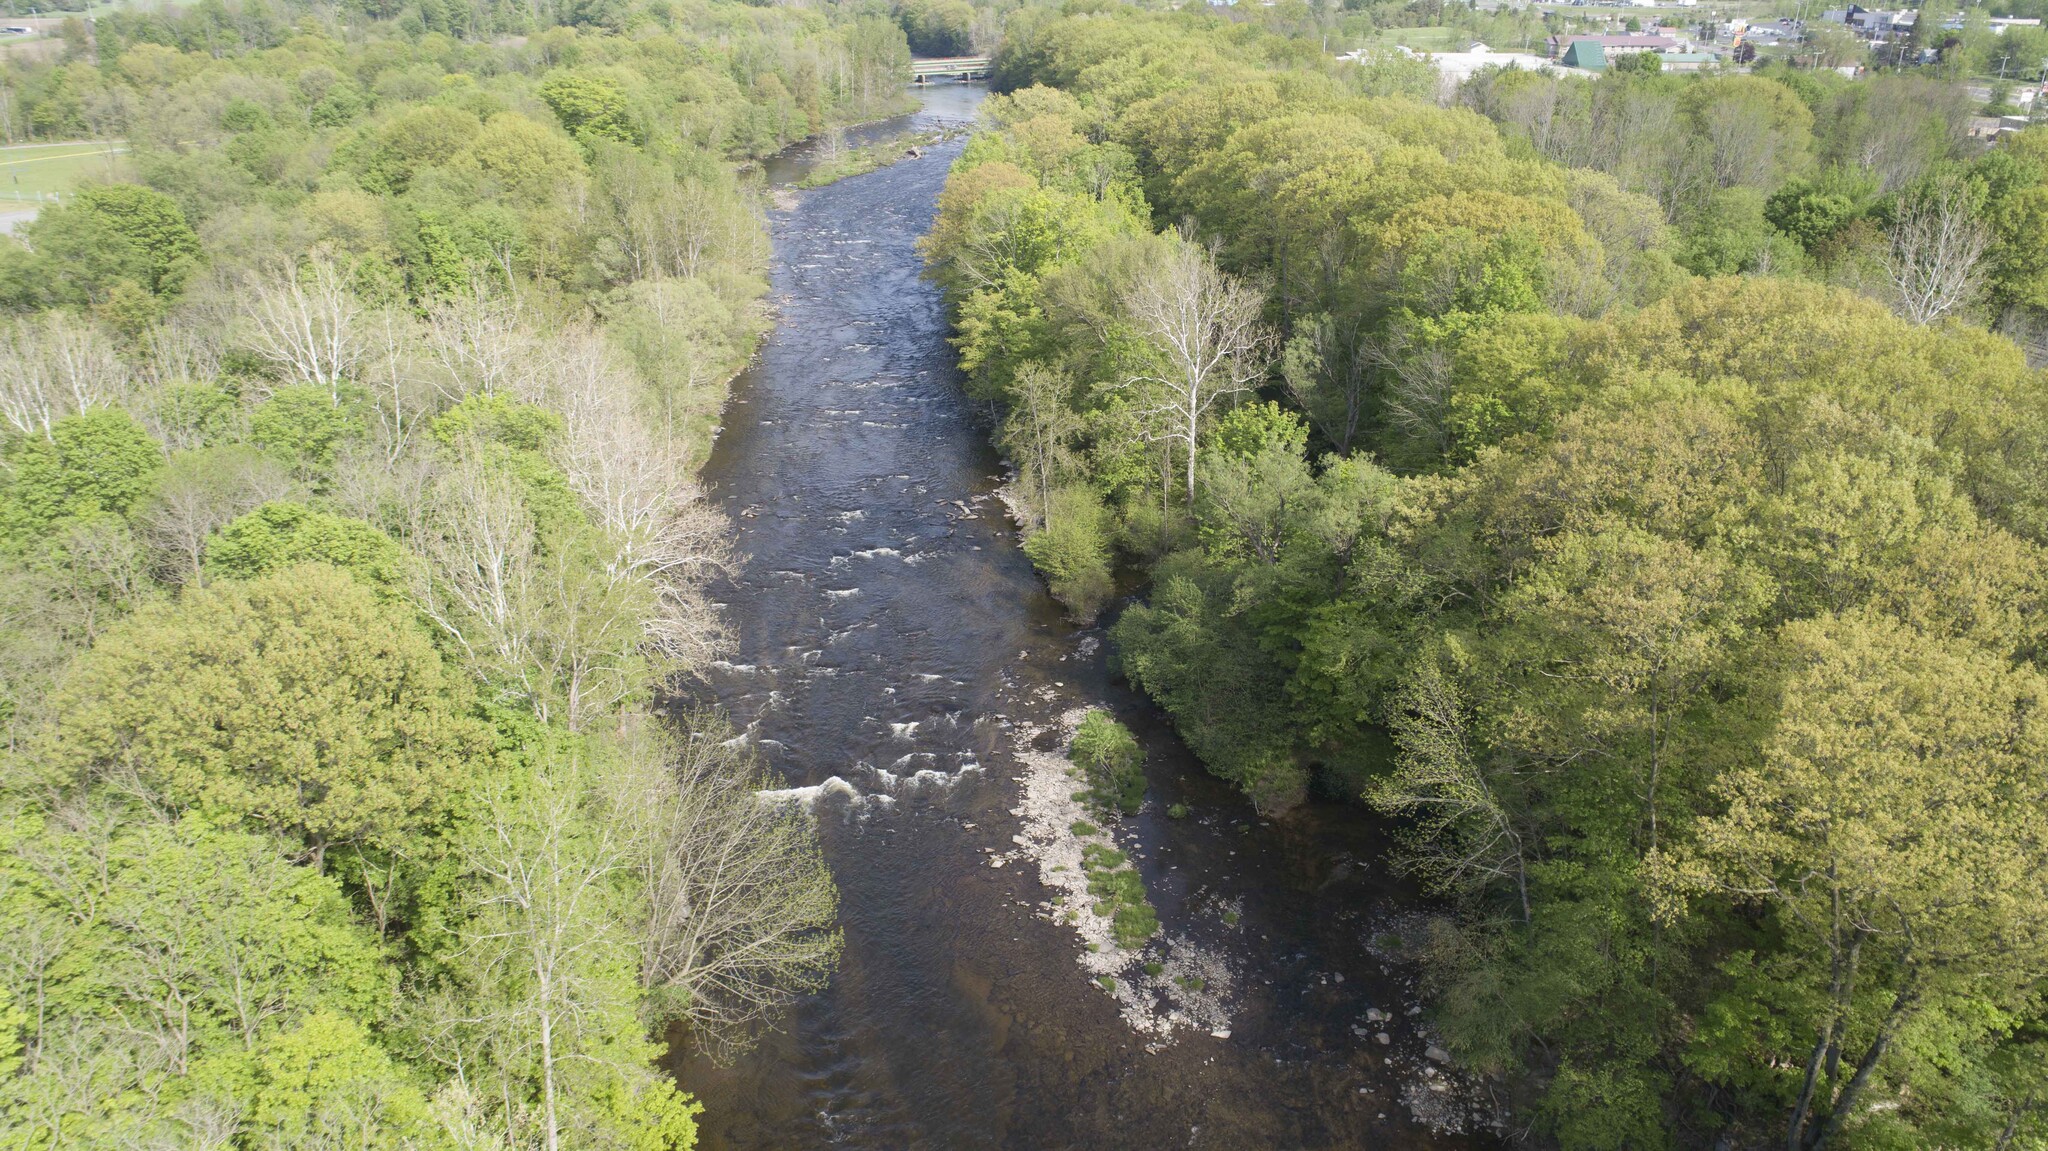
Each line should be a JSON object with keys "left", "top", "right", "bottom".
{"left": 1462, "top": 61, "right": 2048, "bottom": 328}
{"left": 893, "top": 0, "right": 1002, "bottom": 59}
{"left": 0, "top": 0, "right": 880, "bottom": 1146}
{"left": 927, "top": 8, "right": 2048, "bottom": 1148}
{"left": 0, "top": 0, "right": 910, "bottom": 148}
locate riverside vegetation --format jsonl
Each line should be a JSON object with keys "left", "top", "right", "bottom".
{"left": 924, "top": 7, "right": 2048, "bottom": 1149}
{"left": 0, "top": 0, "right": 922, "bottom": 1146}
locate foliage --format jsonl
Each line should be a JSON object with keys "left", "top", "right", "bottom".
{"left": 48, "top": 564, "right": 490, "bottom": 856}
{"left": 1081, "top": 842, "right": 1158, "bottom": 950}
{"left": 942, "top": 8, "right": 2048, "bottom": 1147}
{"left": 0, "top": 409, "right": 162, "bottom": 539}
{"left": 0, "top": 0, "right": 871, "bottom": 1139}
{"left": 1070, "top": 709, "right": 1143, "bottom": 816}
{"left": 205, "top": 501, "right": 410, "bottom": 593}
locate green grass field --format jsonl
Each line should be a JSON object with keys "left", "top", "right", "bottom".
{"left": 0, "top": 141, "right": 126, "bottom": 202}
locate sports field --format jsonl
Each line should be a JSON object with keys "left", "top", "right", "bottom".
{"left": 0, "top": 141, "right": 126, "bottom": 202}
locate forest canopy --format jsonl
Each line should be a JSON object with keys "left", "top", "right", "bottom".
{"left": 925, "top": 8, "right": 2048, "bottom": 1149}
{"left": 0, "top": 0, "right": 892, "bottom": 1145}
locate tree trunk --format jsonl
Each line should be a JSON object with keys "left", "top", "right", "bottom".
{"left": 1806, "top": 978, "right": 1917, "bottom": 1151}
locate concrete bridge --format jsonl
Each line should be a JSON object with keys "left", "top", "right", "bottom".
{"left": 910, "top": 56, "right": 990, "bottom": 82}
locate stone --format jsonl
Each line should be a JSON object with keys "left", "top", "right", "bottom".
{"left": 1425, "top": 1045, "right": 1452, "bottom": 1065}
{"left": 1374, "top": 1032, "right": 1391, "bottom": 1045}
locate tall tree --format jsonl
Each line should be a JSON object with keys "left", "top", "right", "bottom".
{"left": 48, "top": 563, "right": 491, "bottom": 864}
{"left": 1120, "top": 236, "right": 1275, "bottom": 505}
{"left": 1652, "top": 612, "right": 2048, "bottom": 1151}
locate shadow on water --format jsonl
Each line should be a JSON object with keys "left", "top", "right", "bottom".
{"left": 669, "top": 84, "right": 1492, "bottom": 1151}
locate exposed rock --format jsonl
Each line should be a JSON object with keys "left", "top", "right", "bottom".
{"left": 1425, "top": 1045, "right": 1453, "bottom": 1065}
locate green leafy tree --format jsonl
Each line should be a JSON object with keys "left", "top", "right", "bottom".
{"left": 250, "top": 384, "right": 363, "bottom": 479}
{"left": 0, "top": 813, "right": 396, "bottom": 1146}
{"left": 1764, "top": 177, "right": 1862, "bottom": 253}
{"left": 204, "top": 500, "right": 409, "bottom": 593}
{"left": 1653, "top": 612, "right": 2048, "bottom": 1150}
{"left": 24, "top": 183, "right": 201, "bottom": 303}
{"left": 537, "top": 71, "right": 642, "bottom": 146}
{"left": 1071, "top": 709, "right": 1144, "bottom": 815}
{"left": 0, "top": 408, "right": 162, "bottom": 543}
{"left": 48, "top": 564, "right": 492, "bottom": 862}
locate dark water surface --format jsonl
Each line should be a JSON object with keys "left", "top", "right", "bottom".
{"left": 673, "top": 86, "right": 1486, "bottom": 1151}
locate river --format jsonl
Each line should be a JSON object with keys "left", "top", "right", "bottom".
{"left": 671, "top": 84, "right": 1491, "bottom": 1151}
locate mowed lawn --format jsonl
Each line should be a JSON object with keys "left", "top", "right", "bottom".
{"left": 0, "top": 141, "right": 127, "bottom": 201}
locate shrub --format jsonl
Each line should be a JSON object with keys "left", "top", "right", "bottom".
{"left": 1071, "top": 710, "right": 1143, "bottom": 815}
{"left": 1021, "top": 485, "right": 1114, "bottom": 620}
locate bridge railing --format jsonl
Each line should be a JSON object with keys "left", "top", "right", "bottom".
{"left": 909, "top": 56, "right": 990, "bottom": 80}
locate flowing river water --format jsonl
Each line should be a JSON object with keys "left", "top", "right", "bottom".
{"left": 670, "top": 85, "right": 1492, "bottom": 1151}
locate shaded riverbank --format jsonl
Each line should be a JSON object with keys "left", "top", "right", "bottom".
{"left": 671, "top": 84, "right": 1494, "bottom": 1150}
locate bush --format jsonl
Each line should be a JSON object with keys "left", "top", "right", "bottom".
{"left": 1070, "top": 709, "right": 1143, "bottom": 816}
{"left": 1022, "top": 485, "right": 1114, "bottom": 621}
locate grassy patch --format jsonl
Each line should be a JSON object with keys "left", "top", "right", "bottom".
{"left": 0, "top": 141, "right": 126, "bottom": 201}
{"left": 1362, "top": 25, "right": 1463, "bottom": 51}
{"left": 1070, "top": 820, "right": 1099, "bottom": 837}
{"left": 1221, "top": 909, "right": 1241, "bottom": 927}
{"left": 1143, "top": 960, "right": 1164, "bottom": 977}
{"left": 1167, "top": 802, "right": 1189, "bottom": 819}
{"left": 1176, "top": 975, "right": 1206, "bottom": 992}
{"left": 1081, "top": 841, "right": 1159, "bottom": 949}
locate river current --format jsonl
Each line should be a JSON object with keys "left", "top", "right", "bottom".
{"left": 671, "top": 85, "right": 1487, "bottom": 1151}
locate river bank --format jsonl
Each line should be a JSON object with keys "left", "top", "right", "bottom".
{"left": 670, "top": 83, "right": 1498, "bottom": 1150}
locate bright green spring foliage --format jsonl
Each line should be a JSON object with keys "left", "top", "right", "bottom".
{"left": 1070, "top": 709, "right": 1144, "bottom": 816}
{"left": 47, "top": 564, "right": 490, "bottom": 856}
{"left": 931, "top": 8, "right": 2048, "bottom": 1148}
{"left": 0, "top": 0, "right": 873, "bottom": 1142}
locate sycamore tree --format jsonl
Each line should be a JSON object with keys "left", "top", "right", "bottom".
{"left": 1119, "top": 235, "right": 1276, "bottom": 508}
{"left": 412, "top": 742, "right": 704, "bottom": 1151}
